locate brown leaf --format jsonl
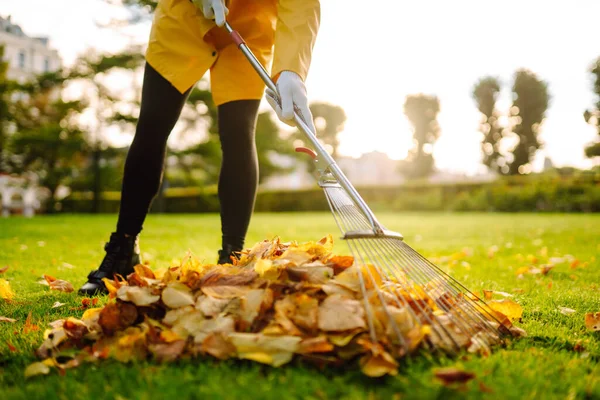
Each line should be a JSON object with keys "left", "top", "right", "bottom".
{"left": 23, "top": 312, "right": 40, "bottom": 334}
{"left": 63, "top": 318, "right": 89, "bottom": 340}
{"left": 434, "top": 367, "right": 476, "bottom": 386}
{"left": 298, "top": 336, "right": 334, "bottom": 354}
{"left": 478, "top": 381, "right": 494, "bottom": 393}
{"left": 7, "top": 340, "right": 17, "bottom": 352}
{"left": 200, "top": 270, "right": 257, "bottom": 287}
{"left": 149, "top": 340, "right": 186, "bottom": 363}
{"left": 318, "top": 295, "right": 366, "bottom": 332}
{"left": 0, "top": 316, "right": 16, "bottom": 323}
{"left": 327, "top": 255, "right": 354, "bottom": 275}
{"left": 98, "top": 302, "right": 138, "bottom": 336}
{"left": 0, "top": 266, "right": 8, "bottom": 274}
{"left": 44, "top": 275, "right": 74, "bottom": 293}
{"left": 585, "top": 312, "right": 600, "bottom": 331}
{"left": 134, "top": 264, "right": 156, "bottom": 279}
{"left": 201, "top": 332, "right": 236, "bottom": 360}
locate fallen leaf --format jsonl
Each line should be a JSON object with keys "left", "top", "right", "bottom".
{"left": 162, "top": 283, "right": 195, "bottom": 308}
{"left": 23, "top": 312, "right": 40, "bottom": 334}
{"left": 558, "top": 307, "right": 576, "bottom": 316}
{"left": 318, "top": 295, "right": 366, "bottom": 332}
{"left": 0, "top": 316, "right": 16, "bottom": 323}
{"left": 585, "top": 312, "right": 600, "bottom": 331}
{"left": 359, "top": 348, "right": 398, "bottom": 377}
{"left": 0, "top": 278, "right": 14, "bottom": 300}
{"left": 51, "top": 302, "right": 65, "bottom": 308}
{"left": 7, "top": 341, "right": 17, "bottom": 352}
{"left": 44, "top": 275, "right": 74, "bottom": 293}
{"left": 117, "top": 285, "right": 160, "bottom": 306}
{"left": 0, "top": 266, "right": 8, "bottom": 274}
{"left": 149, "top": 340, "right": 187, "bottom": 363}
{"left": 434, "top": 367, "right": 476, "bottom": 386}
{"left": 24, "top": 361, "right": 51, "bottom": 378}
{"left": 487, "top": 299, "right": 523, "bottom": 321}
{"left": 201, "top": 332, "right": 236, "bottom": 360}
{"left": 479, "top": 381, "right": 494, "bottom": 393}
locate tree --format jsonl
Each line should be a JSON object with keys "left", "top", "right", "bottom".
{"left": 507, "top": 69, "right": 550, "bottom": 175}
{"left": 8, "top": 71, "right": 87, "bottom": 212}
{"left": 472, "top": 76, "right": 503, "bottom": 171}
{"left": 400, "top": 94, "right": 440, "bottom": 179}
{"left": 583, "top": 57, "right": 600, "bottom": 159}
{"left": 308, "top": 102, "right": 346, "bottom": 158}
{"left": 0, "top": 45, "right": 12, "bottom": 172}
{"left": 70, "top": 51, "right": 145, "bottom": 212}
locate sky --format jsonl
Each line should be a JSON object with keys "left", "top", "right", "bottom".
{"left": 2, "top": 0, "right": 600, "bottom": 175}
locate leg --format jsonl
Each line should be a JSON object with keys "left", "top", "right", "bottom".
{"left": 79, "top": 63, "right": 192, "bottom": 295}
{"left": 116, "top": 63, "right": 192, "bottom": 235}
{"left": 217, "top": 99, "right": 260, "bottom": 261}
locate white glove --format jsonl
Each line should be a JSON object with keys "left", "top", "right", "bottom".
{"left": 266, "top": 71, "right": 316, "bottom": 134}
{"left": 192, "top": 0, "right": 229, "bottom": 27}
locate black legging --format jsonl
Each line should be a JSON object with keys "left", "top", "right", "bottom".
{"left": 116, "top": 63, "right": 259, "bottom": 251}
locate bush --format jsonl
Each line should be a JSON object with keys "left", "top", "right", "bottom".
{"left": 59, "top": 174, "right": 600, "bottom": 214}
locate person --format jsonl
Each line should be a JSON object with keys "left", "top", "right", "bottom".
{"left": 78, "top": 0, "right": 320, "bottom": 295}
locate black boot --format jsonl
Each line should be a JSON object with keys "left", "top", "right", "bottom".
{"left": 78, "top": 233, "right": 141, "bottom": 296}
{"left": 217, "top": 244, "right": 242, "bottom": 265}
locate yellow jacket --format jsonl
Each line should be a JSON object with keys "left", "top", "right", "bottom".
{"left": 146, "top": 0, "right": 320, "bottom": 103}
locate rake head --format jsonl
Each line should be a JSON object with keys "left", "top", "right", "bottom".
{"left": 320, "top": 180, "right": 513, "bottom": 358}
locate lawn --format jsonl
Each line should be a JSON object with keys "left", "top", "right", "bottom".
{"left": 0, "top": 212, "right": 599, "bottom": 400}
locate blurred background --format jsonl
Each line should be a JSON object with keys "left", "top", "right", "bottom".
{"left": 0, "top": 0, "right": 599, "bottom": 216}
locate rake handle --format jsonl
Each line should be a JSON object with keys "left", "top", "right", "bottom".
{"left": 224, "top": 22, "right": 385, "bottom": 235}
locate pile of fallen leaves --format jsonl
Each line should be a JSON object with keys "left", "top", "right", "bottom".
{"left": 28, "top": 236, "right": 526, "bottom": 378}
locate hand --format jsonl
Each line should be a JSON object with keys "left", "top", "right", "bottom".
{"left": 265, "top": 71, "right": 316, "bottom": 134}
{"left": 191, "top": 0, "right": 229, "bottom": 27}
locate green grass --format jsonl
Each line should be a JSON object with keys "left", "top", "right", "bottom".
{"left": 0, "top": 212, "right": 599, "bottom": 400}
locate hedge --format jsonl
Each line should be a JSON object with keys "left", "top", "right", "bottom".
{"left": 58, "top": 174, "right": 600, "bottom": 213}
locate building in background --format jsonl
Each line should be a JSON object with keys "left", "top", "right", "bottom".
{"left": 0, "top": 15, "right": 61, "bottom": 82}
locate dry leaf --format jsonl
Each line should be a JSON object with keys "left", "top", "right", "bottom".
{"left": 52, "top": 302, "right": 65, "bottom": 308}
{"left": 7, "top": 340, "right": 17, "bottom": 352}
{"left": 44, "top": 275, "right": 74, "bottom": 293}
{"left": 585, "top": 312, "right": 600, "bottom": 331}
{"left": 318, "top": 295, "right": 366, "bottom": 332}
{"left": 117, "top": 286, "right": 160, "bottom": 306}
{"left": 162, "top": 283, "right": 195, "bottom": 308}
{"left": 0, "top": 266, "right": 8, "bottom": 274}
{"left": 23, "top": 312, "right": 40, "bottom": 334}
{"left": 558, "top": 307, "right": 576, "bottom": 316}
{"left": 434, "top": 367, "right": 476, "bottom": 386}
{"left": 488, "top": 299, "right": 523, "bottom": 321}
{"left": 0, "top": 278, "right": 14, "bottom": 300}
{"left": 0, "top": 316, "right": 16, "bottom": 323}
{"left": 24, "top": 361, "right": 51, "bottom": 378}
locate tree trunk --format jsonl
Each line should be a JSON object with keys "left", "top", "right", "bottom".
{"left": 92, "top": 147, "right": 101, "bottom": 213}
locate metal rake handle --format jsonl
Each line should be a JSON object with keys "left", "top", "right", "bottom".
{"left": 224, "top": 22, "right": 388, "bottom": 237}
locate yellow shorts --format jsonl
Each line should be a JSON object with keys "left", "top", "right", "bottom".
{"left": 207, "top": 40, "right": 273, "bottom": 106}
{"left": 146, "top": 0, "right": 276, "bottom": 106}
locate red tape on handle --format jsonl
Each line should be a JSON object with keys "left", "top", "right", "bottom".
{"left": 230, "top": 30, "right": 246, "bottom": 47}
{"left": 295, "top": 147, "right": 317, "bottom": 159}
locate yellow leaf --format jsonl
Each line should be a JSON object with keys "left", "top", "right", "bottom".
{"left": 101, "top": 278, "right": 118, "bottom": 297}
{"left": 0, "top": 278, "right": 14, "bottom": 300}
{"left": 359, "top": 349, "right": 398, "bottom": 377}
{"left": 24, "top": 361, "right": 51, "bottom": 378}
{"left": 253, "top": 259, "right": 282, "bottom": 280}
{"left": 585, "top": 312, "right": 600, "bottom": 331}
{"left": 488, "top": 299, "right": 523, "bottom": 321}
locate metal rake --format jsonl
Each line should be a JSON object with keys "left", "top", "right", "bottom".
{"left": 224, "top": 22, "right": 507, "bottom": 356}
